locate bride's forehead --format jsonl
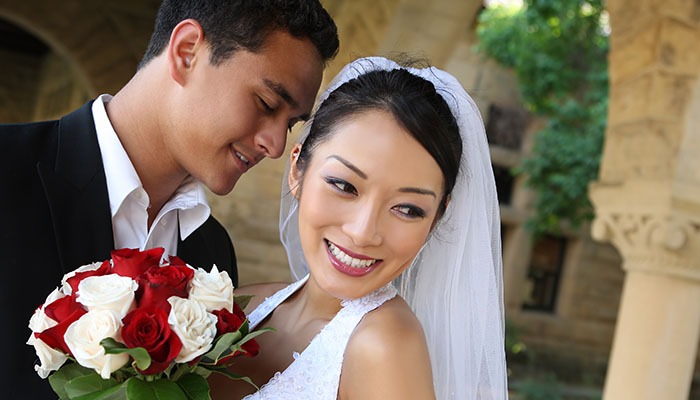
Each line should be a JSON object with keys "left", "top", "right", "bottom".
{"left": 316, "top": 112, "right": 418, "bottom": 152}
{"left": 310, "top": 119, "right": 442, "bottom": 181}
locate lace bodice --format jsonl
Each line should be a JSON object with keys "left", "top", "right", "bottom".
{"left": 243, "top": 275, "right": 397, "bottom": 400}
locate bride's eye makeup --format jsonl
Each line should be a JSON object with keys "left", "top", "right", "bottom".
{"left": 323, "top": 176, "right": 357, "bottom": 195}
{"left": 393, "top": 204, "right": 426, "bottom": 219}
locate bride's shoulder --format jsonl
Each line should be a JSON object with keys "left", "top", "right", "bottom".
{"left": 340, "top": 297, "right": 435, "bottom": 399}
{"left": 349, "top": 296, "right": 426, "bottom": 349}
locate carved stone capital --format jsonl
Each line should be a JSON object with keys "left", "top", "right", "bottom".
{"left": 590, "top": 181, "right": 700, "bottom": 282}
{"left": 592, "top": 211, "right": 700, "bottom": 282}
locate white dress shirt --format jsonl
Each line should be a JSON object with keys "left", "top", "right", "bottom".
{"left": 92, "top": 94, "right": 211, "bottom": 257}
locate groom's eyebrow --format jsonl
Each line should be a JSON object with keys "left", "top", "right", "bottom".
{"left": 327, "top": 155, "right": 367, "bottom": 179}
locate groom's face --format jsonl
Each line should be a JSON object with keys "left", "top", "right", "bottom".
{"left": 167, "top": 29, "right": 324, "bottom": 195}
{"left": 290, "top": 110, "right": 444, "bottom": 300}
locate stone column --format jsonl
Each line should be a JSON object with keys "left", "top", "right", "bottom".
{"left": 590, "top": 0, "right": 700, "bottom": 398}
{"left": 590, "top": 183, "right": 700, "bottom": 399}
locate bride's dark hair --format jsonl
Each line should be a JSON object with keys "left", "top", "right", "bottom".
{"left": 296, "top": 67, "right": 463, "bottom": 217}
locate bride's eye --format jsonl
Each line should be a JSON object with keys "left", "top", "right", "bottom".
{"left": 324, "top": 177, "right": 357, "bottom": 196}
{"left": 393, "top": 204, "right": 426, "bottom": 219}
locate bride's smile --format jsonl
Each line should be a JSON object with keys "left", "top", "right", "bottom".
{"left": 325, "top": 239, "right": 381, "bottom": 276}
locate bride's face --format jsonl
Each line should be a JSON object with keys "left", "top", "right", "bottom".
{"left": 289, "top": 110, "right": 444, "bottom": 300}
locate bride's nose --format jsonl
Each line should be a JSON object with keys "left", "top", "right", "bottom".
{"left": 342, "top": 203, "right": 383, "bottom": 248}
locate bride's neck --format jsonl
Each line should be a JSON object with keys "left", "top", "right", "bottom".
{"left": 290, "top": 276, "right": 342, "bottom": 325}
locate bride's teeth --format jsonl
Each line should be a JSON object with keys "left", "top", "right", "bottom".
{"left": 327, "top": 241, "right": 377, "bottom": 269}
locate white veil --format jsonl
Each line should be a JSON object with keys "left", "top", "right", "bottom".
{"left": 279, "top": 57, "right": 508, "bottom": 399}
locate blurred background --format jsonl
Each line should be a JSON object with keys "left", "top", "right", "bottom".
{"left": 1, "top": 0, "right": 698, "bottom": 398}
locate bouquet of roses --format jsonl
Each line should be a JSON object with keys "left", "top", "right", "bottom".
{"left": 27, "top": 247, "right": 268, "bottom": 400}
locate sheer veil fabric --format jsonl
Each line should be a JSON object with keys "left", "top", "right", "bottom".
{"left": 279, "top": 57, "right": 508, "bottom": 399}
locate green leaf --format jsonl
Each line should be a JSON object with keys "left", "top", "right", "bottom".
{"left": 233, "top": 294, "right": 254, "bottom": 310}
{"left": 73, "top": 383, "right": 126, "bottom": 400}
{"left": 200, "top": 328, "right": 273, "bottom": 366}
{"left": 176, "top": 373, "right": 212, "bottom": 400}
{"left": 64, "top": 373, "right": 121, "bottom": 399}
{"left": 126, "top": 378, "right": 188, "bottom": 400}
{"left": 101, "top": 337, "right": 152, "bottom": 371}
{"left": 49, "top": 363, "right": 96, "bottom": 400}
{"left": 208, "top": 367, "right": 256, "bottom": 388}
{"left": 169, "top": 363, "right": 194, "bottom": 382}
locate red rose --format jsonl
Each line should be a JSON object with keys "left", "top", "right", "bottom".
{"left": 213, "top": 303, "right": 246, "bottom": 335}
{"left": 137, "top": 264, "right": 194, "bottom": 311}
{"left": 37, "top": 296, "right": 87, "bottom": 354}
{"left": 111, "top": 247, "right": 164, "bottom": 279}
{"left": 167, "top": 255, "right": 186, "bottom": 266}
{"left": 65, "top": 260, "right": 111, "bottom": 296}
{"left": 122, "top": 306, "right": 182, "bottom": 375}
{"left": 212, "top": 304, "right": 260, "bottom": 361}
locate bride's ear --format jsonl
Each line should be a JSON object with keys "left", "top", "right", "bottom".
{"left": 288, "top": 144, "right": 303, "bottom": 198}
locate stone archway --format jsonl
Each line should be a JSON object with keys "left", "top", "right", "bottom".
{"left": 0, "top": 0, "right": 159, "bottom": 97}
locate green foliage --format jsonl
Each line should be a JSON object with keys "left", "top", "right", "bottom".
{"left": 518, "top": 373, "right": 563, "bottom": 400}
{"left": 505, "top": 319, "right": 528, "bottom": 360}
{"left": 477, "top": 0, "right": 609, "bottom": 236}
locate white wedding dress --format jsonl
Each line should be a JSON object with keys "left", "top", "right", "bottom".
{"left": 242, "top": 275, "right": 397, "bottom": 399}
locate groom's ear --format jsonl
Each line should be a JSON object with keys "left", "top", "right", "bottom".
{"left": 168, "top": 19, "right": 204, "bottom": 86}
{"left": 288, "top": 144, "right": 303, "bottom": 198}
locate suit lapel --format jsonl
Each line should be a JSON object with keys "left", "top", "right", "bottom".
{"left": 37, "top": 102, "right": 114, "bottom": 272}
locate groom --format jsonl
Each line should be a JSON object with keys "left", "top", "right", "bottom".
{"left": 0, "top": 0, "right": 338, "bottom": 397}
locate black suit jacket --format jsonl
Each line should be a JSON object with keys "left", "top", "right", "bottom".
{"left": 0, "top": 102, "right": 237, "bottom": 398}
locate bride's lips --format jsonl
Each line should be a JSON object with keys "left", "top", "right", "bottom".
{"left": 325, "top": 239, "right": 382, "bottom": 277}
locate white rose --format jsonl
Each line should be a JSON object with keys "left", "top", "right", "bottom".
{"left": 27, "top": 337, "right": 68, "bottom": 378}
{"left": 76, "top": 274, "right": 137, "bottom": 319}
{"left": 168, "top": 297, "right": 217, "bottom": 363}
{"left": 27, "top": 288, "right": 71, "bottom": 377}
{"left": 28, "top": 288, "right": 65, "bottom": 333}
{"left": 64, "top": 310, "right": 129, "bottom": 379}
{"left": 188, "top": 265, "right": 234, "bottom": 312}
{"left": 61, "top": 261, "right": 104, "bottom": 295}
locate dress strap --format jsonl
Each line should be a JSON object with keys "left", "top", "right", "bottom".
{"left": 247, "top": 275, "right": 309, "bottom": 330}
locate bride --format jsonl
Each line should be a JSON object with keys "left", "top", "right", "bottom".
{"left": 208, "top": 57, "right": 508, "bottom": 399}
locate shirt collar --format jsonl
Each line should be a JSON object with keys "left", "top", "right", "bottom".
{"left": 167, "top": 176, "right": 212, "bottom": 240}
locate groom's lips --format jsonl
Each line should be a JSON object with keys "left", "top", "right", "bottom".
{"left": 230, "top": 146, "right": 254, "bottom": 173}
{"left": 325, "top": 240, "right": 382, "bottom": 277}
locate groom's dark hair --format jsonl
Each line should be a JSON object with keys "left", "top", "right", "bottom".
{"left": 138, "top": 0, "right": 338, "bottom": 69}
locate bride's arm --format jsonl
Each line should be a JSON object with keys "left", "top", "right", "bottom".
{"left": 338, "top": 298, "right": 436, "bottom": 400}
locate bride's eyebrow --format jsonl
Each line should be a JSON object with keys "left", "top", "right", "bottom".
{"left": 326, "top": 155, "right": 437, "bottom": 197}
{"left": 326, "top": 155, "right": 367, "bottom": 179}
{"left": 398, "top": 187, "right": 436, "bottom": 197}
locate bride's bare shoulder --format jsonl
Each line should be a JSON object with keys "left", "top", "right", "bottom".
{"left": 234, "top": 281, "right": 290, "bottom": 312}
{"left": 340, "top": 296, "right": 435, "bottom": 399}
{"left": 349, "top": 296, "right": 426, "bottom": 346}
